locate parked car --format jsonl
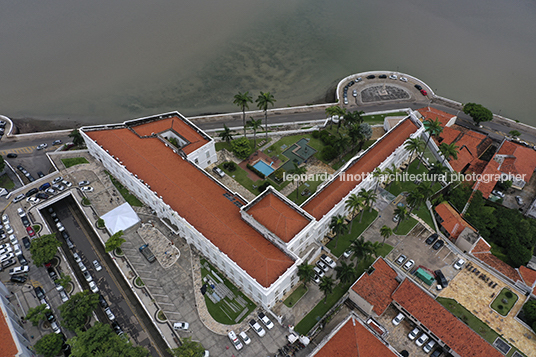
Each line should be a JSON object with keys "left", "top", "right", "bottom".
{"left": 98, "top": 294, "right": 108, "bottom": 308}
{"left": 53, "top": 177, "right": 63, "bottom": 184}
{"left": 35, "top": 286, "right": 46, "bottom": 300}
{"left": 491, "top": 190, "right": 505, "bottom": 198}
{"left": 37, "top": 171, "right": 45, "bottom": 178}
{"left": 316, "top": 260, "right": 329, "bottom": 272}
{"left": 47, "top": 267, "right": 58, "bottom": 281}
{"left": 366, "top": 74, "right": 376, "bottom": 79}
{"left": 36, "top": 193, "right": 49, "bottom": 200}
{"left": 392, "top": 313, "right": 405, "bottom": 326}
{"left": 78, "top": 261, "right": 87, "bottom": 272}
{"left": 312, "top": 274, "right": 321, "bottom": 284}
{"left": 320, "top": 254, "right": 336, "bottom": 268}
{"left": 212, "top": 167, "right": 225, "bottom": 178}
{"left": 258, "top": 312, "right": 274, "bottom": 329}
{"left": 26, "top": 227, "right": 36, "bottom": 237}
{"left": 52, "top": 140, "right": 62, "bottom": 145}
{"left": 78, "top": 180, "right": 90, "bottom": 186}
{"left": 81, "top": 186, "right": 94, "bottom": 192}
{"left": 25, "top": 188, "right": 38, "bottom": 197}
{"left": 73, "top": 252, "right": 82, "bottom": 263}
{"left": 13, "top": 194, "right": 25, "bottom": 203}
{"left": 7, "top": 153, "right": 17, "bottom": 158}
{"left": 423, "top": 340, "right": 437, "bottom": 353}
{"left": 11, "top": 275, "right": 26, "bottom": 283}
{"left": 414, "top": 84, "right": 423, "bottom": 90}
{"left": 379, "top": 74, "right": 387, "bottom": 79}
{"left": 104, "top": 307, "right": 115, "bottom": 321}
{"left": 239, "top": 331, "right": 251, "bottom": 345}
{"left": 39, "top": 183, "right": 51, "bottom": 191}
{"left": 93, "top": 260, "right": 102, "bottom": 271}
{"left": 430, "top": 348, "right": 443, "bottom": 357}
{"left": 1, "top": 258, "right": 16, "bottom": 270}
{"left": 65, "top": 237, "right": 74, "bottom": 249}
{"left": 343, "top": 250, "right": 352, "bottom": 259}
{"left": 515, "top": 196, "right": 524, "bottom": 205}
{"left": 313, "top": 266, "right": 325, "bottom": 278}
{"left": 22, "top": 237, "right": 31, "bottom": 249}
{"left": 89, "top": 281, "right": 99, "bottom": 293}
{"left": 399, "top": 76, "right": 408, "bottom": 82}
{"left": 395, "top": 254, "right": 406, "bottom": 265}
{"left": 45, "top": 187, "right": 56, "bottom": 195}
{"left": 62, "top": 180, "right": 72, "bottom": 187}
{"left": 27, "top": 197, "right": 40, "bottom": 205}
{"left": 416, "top": 333, "right": 429, "bottom": 347}
{"left": 17, "top": 254, "right": 28, "bottom": 265}
{"left": 453, "top": 258, "right": 465, "bottom": 270}
{"left": 420, "top": 89, "right": 428, "bottom": 96}
{"left": 56, "top": 222, "right": 65, "bottom": 232}
{"left": 173, "top": 321, "right": 189, "bottom": 330}
{"left": 228, "top": 331, "right": 243, "bottom": 351}
{"left": 50, "top": 321, "right": 61, "bottom": 334}
{"left": 408, "top": 327, "right": 420, "bottom": 340}
{"left": 83, "top": 270, "right": 93, "bottom": 282}
{"left": 21, "top": 216, "right": 30, "bottom": 227}
{"left": 112, "top": 321, "right": 124, "bottom": 336}
{"left": 425, "top": 233, "right": 439, "bottom": 245}
{"left": 59, "top": 290, "right": 69, "bottom": 302}
{"left": 249, "top": 319, "right": 266, "bottom": 337}
{"left": 389, "top": 74, "right": 397, "bottom": 80}
{"left": 432, "top": 240, "right": 444, "bottom": 250}
{"left": 434, "top": 269, "right": 448, "bottom": 289}
{"left": 17, "top": 208, "right": 25, "bottom": 217}
{"left": 403, "top": 259, "right": 415, "bottom": 271}
{"left": 9, "top": 265, "right": 29, "bottom": 275}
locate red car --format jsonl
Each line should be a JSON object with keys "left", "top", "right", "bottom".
{"left": 26, "top": 226, "right": 36, "bottom": 237}
{"left": 420, "top": 89, "right": 428, "bottom": 96}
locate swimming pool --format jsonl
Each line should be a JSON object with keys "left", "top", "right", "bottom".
{"left": 253, "top": 160, "right": 275, "bottom": 176}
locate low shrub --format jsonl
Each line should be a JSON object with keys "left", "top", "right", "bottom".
{"left": 258, "top": 182, "right": 270, "bottom": 192}
{"left": 312, "top": 130, "right": 320, "bottom": 139}
{"left": 247, "top": 164, "right": 265, "bottom": 179}
{"left": 231, "top": 137, "right": 253, "bottom": 159}
{"left": 322, "top": 145, "right": 338, "bottom": 161}
{"left": 223, "top": 162, "right": 237, "bottom": 172}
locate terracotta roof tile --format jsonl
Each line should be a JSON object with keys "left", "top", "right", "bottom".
{"left": 131, "top": 116, "right": 209, "bottom": 154}
{"left": 313, "top": 314, "right": 398, "bottom": 357}
{"left": 87, "top": 127, "right": 293, "bottom": 287}
{"left": 519, "top": 266, "right": 536, "bottom": 289}
{"left": 351, "top": 258, "right": 399, "bottom": 316}
{"left": 438, "top": 126, "right": 462, "bottom": 145}
{"left": 497, "top": 142, "right": 536, "bottom": 179}
{"left": 418, "top": 107, "right": 455, "bottom": 127}
{"left": 435, "top": 202, "right": 476, "bottom": 241}
{"left": 0, "top": 312, "right": 17, "bottom": 357}
{"left": 473, "top": 252, "right": 522, "bottom": 282}
{"left": 393, "top": 280, "right": 503, "bottom": 357}
{"left": 449, "top": 146, "right": 474, "bottom": 172}
{"left": 246, "top": 192, "right": 311, "bottom": 243}
{"left": 303, "top": 119, "right": 418, "bottom": 220}
{"left": 470, "top": 237, "right": 491, "bottom": 253}
{"left": 473, "top": 159, "right": 500, "bottom": 198}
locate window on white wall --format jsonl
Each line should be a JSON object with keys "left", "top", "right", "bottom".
{"left": 206, "top": 151, "right": 210, "bottom": 158}
{"left": 194, "top": 158, "right": 199, "bottom": 164}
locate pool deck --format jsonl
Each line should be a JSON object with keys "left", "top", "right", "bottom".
{"left": 240, "top": 150, "right": 283, "bottom": 180}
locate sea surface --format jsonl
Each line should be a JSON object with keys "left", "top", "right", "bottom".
{"left": 1, "top": 0, "right": 535, "bottom": 126}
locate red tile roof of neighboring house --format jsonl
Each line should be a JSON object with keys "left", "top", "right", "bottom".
{"left": 303, "top": 119, "right": 418, "bottom": 220}
{"left": 312, "top": 314, "right": 398, "bottom": 357}
{"left": 473, "top": 158, "right": 500, "bottom": 198}
{"left": 449, "top": 146, "right": 473, "bottom": 172}
{"left": 496, "top": 141, "right": 536, "bottom": 179}
{"left": 519, "top": 266, "right": 536, "bottom": 290}
{"left": 474, "top": 252, "right": 522, "bottom": 282}
{"left": 435, "top": 202, "right": 476, "bottom": 241}
{"left": 470, "top": 237, "right": 491, "bottom": 253}
{"left": 87, "top": 127, "right": 293, "bottom": 287}
{"left": 0, "top": 313, "right": 17, "bottom": 357}
{"left": 246, "top": 192, "right": 311, "bottom": 243}
{"left": 418, "top": 107, "right": 455, "bottom": 127}
{"left": 438, "top": 126, "right": 462, "bottom": 145}
{"left": 393, "top": 279, "right": 503, "bottom": 357}
{"left": 131, "top": 116, "right": 209, "bottom": 154}
{"left": 351, "top": 258, "right": 399, "bottom": 316}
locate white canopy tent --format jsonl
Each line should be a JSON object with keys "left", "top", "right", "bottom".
{"left": 101, "top": 203, "right": 140, "bottom": 235}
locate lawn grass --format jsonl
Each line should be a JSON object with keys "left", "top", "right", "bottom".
{"left": 218, "top": 162, "right": 289, "bottom": 195}
{"left": 61, "top": 157, "right": 89, "bottom": 168}
{"left": 491, "top": 288, "right": 518, "bottom": 316}
{"left": 326, "top": 209, "right": 378, "bottom": 257}
{"left": 283, "top": 284, "right": 308, "bottom": 307}
{"left": 412, "top": 205, "right": 435, "bottom": 229}
{"left": 388, "top": 159, "right": 442, "bottom": 197}
{"left": 286, "top": 178, "right": 324, "bottom": 205}
{"left": 295, "top": 244, "right": 393, "bottom": 335}
{"left": 265, "top": 133, "right": 325, "bottom": 163}
{"left": 394, "top": 216, "right": 418, "bottom": 235}
{"left": 361, "top": 111, "right": 409, "bottom": 124}
{"left": 0, "top": 173, "right": 15, "bottom": 189}
{"left": 200, "top": 259, "right": 256, "bottom": 325}
{"left": 106, "top": 171, "right": 143, "bottom": 207}
{"left": 215, "top": 138, "right": 271, "bottom": 152}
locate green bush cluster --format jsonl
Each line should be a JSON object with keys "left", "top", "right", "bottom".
{"left": 231, "top": 137, "right": 253, "bottom": 159}
{"left": 247, "top": 163, "right": 266, "bottom": 179}
{"left": 223, "top": 161, "right": 237, "bottom": 172}
{"left": 258, "top": 182, "right": 270, "bottom": 192}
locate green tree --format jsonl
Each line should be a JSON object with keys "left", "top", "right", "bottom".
{"left": 55, "top": 273, "right": 72, "bottom": 291}
{"left": 404, "top": 137, "right": 425, "bottom": 169}
{"left": 335, "top": 260, "right": 357, "bottom": 284}
{"left": 357, "top": 123, "right": 373, "bottom": 151}
{"left": 329, "top": 214, "right": 349, "bottom": 249}
{"left": 105, "top": 230, "right": 125, "bottom": 253}
{"left": 218, "top": 124, "right": 234, "bottom": 144}
{"left": 246, "top": 117, "right": 263, "bottom": 148}
{"left": 297, "top": 262, "right": 316, "bottom": 288}
{"left": 25, "top": 303, "right": 51, "bottom": 326}
{"left": 333, "top": 135, "right": 350, "bottom": 160}
{"left": 349, "top": 237, "right": 373, "bottom": 264}
{"left": 379, "top": 225, "right": 393, "bottom": 245}
{"left": 429, "top": 161, "right": 449, "bottom": 184}
{"left": 358, "top": 189, "right": 377, "bottom": 215}
{"left": 30, "top": 234, "right": 62, "bottom": 267}
{"left": 170, "top": 336, "right": 205, "bottom": 357}
{"left": 233, "top": 91, "right": 253, "bottom": 137}
{"left": 439, "top": 142, "right": 459, "bottom": 166}
{"left": 69, "top": 322, "right": 149, "bottom": 357}
{"left": 509, "top": 130, "right": 521, "bottom": 138}
{"left": 415, "top": 182, "right": 434, "bottom": 210}
{"left": 394, "top": 206, "right": 408, "bottom": 232}
{"left": 289, "top": 163, "right": 307, "bottom": 201}
{"left": 69, "top": 129, "right": 85, "bottom": 147}
{"left": 507, "top": 241, "right": 532, "bottom": 268}
{"left": 230, "top": 137, "right": 253, "bottom": 159}
{"left": 34, "top": 333, "right": 64, "bottom": 357}
{"left": 383, "top": 164, "right": 398, "bottom": 190}
{"left": 319, "top": 276, "right": 335, "bottom": 304}
{"left": 463, "top": 102, "right": 493, "bottom": 126}
{"left": 343, "top": 110, "right": 364, "bottom": 127}
{"left": 348, "top": 122, "right": 363, "bottom": 152}
{"left": 59, "top": 290, "right": 100, "bottom": 331}
{"left": 370, "top": 241, "right": 382, "bottom": 258}
{"left": 0, "top": 155, "right": 5, "bottom": 172}
{"left": 372, "top": 167, "right": 385, "bottom": 193}
{"left": 256, "top": 91, "right": 276, "bottom": 141}
{"left": 406, "top": 190, "right": 424, "bottom": 214}
{"left": 345, "top": 193, "right": 364, "bottom": 231}
{"left": 422, "top": 118, "right": 443, "bottom": 168}
{"left": 523, "top": 300, "right": 536, "bottom": 326}
{"left": 325, "top": 105, "right": 346, "bottom": 130}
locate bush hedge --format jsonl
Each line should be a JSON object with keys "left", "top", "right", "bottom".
{"left": 247, "top": 164, "right": 265, "bottom": 179}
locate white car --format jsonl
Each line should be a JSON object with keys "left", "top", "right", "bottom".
{"left": 415, "top": 333, "right": 429, "bottom": 347}
{"left": 320, "top": 254, "right": 336, "bottom": 269}
{"left": 228, "top": 331, "right": 243, "bottom": 351}
{"left": 352, "top": 89, "right": 357, "bottom": 97}
{"left": 36, "top": 143, "right": 48, "bottom": 150}
{"left": 93, "top": 259, "right": 102, "bottom": 271}
{"left": 0, "top": 246, "right": 13, "bottom": 255}
{"left": 9, "top": 234, "right": 18, "bottom": 245}
{"left": 0, "top": 253, "right": 15, "bottom": 263}
{"left": 5, "top": 224, "right": 14, "bottom": 235}
{"left": 392, "top": 313, "right": 404, "bottom": 326}
{"left": 389, "top": 74, "right": 397, "bottom": 80}
{"left": 78, "top": 261, "right": 87, "bottom": 272}
{"left": 403, "top": 259, "right": 415, "bottom": 271}
{"left": 343, "top": 250, "right": 352, "bottom": 259}
{"left": 81, "top": 186, "right": 94, "bottom": 192}
{"left": 50, "top": 321, "right": 61, "bottom": 334}
{"left": 78, "top": 180, "right": 90, "bottom": 186}
{"left": 83, "top": 270, "right": 93, "bottom": 282}
{"left": 453, "top": 258, "right": 465, "bottom": 270}
{"left": 53, "top": 177, "right": 63, "bottom": 184}
{"left": 423, "top": 339, "right": 436, "bottom": 353}
{"left": 173, "top": 321, "right": 189, "bottom": 330}
{"left": 313, "top": 266, "right": 325, "bottom": 278}
{"left": 408, "top": 327, "right": 420, "bottom": 340}
{"left": 40, "top": 298, "right": 50, "bottom": 310}
{"left": 17, "top": 208, "right": 25, "bottom": 217}
{"left": 239, "top": 331, "right": 251, "bottom": 345}
{"left": 13, "top": 194, "right": 25, "bottom": 203}
{"left": 399, "top": 77, "right": 408, "bottom": 82}
{"left": 73, "top": 252, "right": 82, "bottom": 263}
{"left": 89, "top": 281, "right": 99, "bottom": 293}
{"left": 27, "top": 197, "right": 40, "bottom": 205}
{"left": 56, "top": 222, "right": 65, "bottom": 232}
{"left": 62, "top": 180, "right": 72, "bottom": 188}
{"left": 59, "top": 290, "right": 69, "bottom": 302}
{"left": 13, "top": 244, "right": 21, "bottom": 256}
{"left": 9, "top": 265, "right": 29, "bottom": 275}
{"left": 258, "top": 312, "right": 274, "bottom": 329}
{"left": 316, "top": 260, "right": 329, "bottom": 272}
{"left": 312, "top": 274, "right": 321, "bottom": 284}
{"left": 249, "top": 319, "right": 266, "bottom": 337}
{"left": 104, "top": 307, "right": 115, "bottom": 321}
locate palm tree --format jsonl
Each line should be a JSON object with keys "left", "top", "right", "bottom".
{"left": 345, "top": 194, "right": 364, "bottom": 231}
{"left": 325, "top": 105, "right": 346, "bottom": 130}
{"left": 372, "top": 167, "right": 385, "bottom": 193}
{"left": 319, "top": 276, "right": 335, "bottom": 304}
{"left": 69, "top": 129, "right": 84, "bottom": 147}
{"left": 218, "top": 124, "right": 234, "bottom": 144}
{"left": 439, "top": 142, "right": 459, "bottom": 166}
{"left": 246, "top": 117, "right": 263, "bottom": 148}
{"left": 349, "top": 237, "right": 373, "bottom": 264}
{"left": 233, "top": 91, "right": 253, "bottom": 137}
{"left": 329, "top": 214, "right": 349, "bottom": 249}
{"left": 429, "top": 161, "right": 449, "bottom": 185}
{"left": 344, "top": 110, "right": 364, "bottom": 127}
{"left": 297, "top": 262, "right": 316, "bottom": 289}
{"left": 421, "top": 118, "right": 443, "bottom": 169}
{"left": 383, "top": 164, "right": 398, "bottom": 190}
{"left": 370, "top": 241, "right": 382, "bottom": 258}
{"left": 348, "top": 122, "right": 363, "bottom": 152}
{"left": 394, "top": 206, "right": 408, "bottom": 232}
{"left": 406, "top": 190, "right": 424, "bottom": 214}
{"left": 404, "top": 137, "right": 425, "bottom": 169}
{"left": 335, "top": 261, "right": 357, "bottom": 284}
{"left": 289, "top": 163, "right": 307, "bottom": 201}
{"left": 415, "top": 181, "right": 434, "bottom": 208}
{"left": 359, "top": 189, "right": 377, "bottom": 214}
{"left": 256, "top": 92, "right": 276, "bottom": 141}
{"left": 333, "top": 135, "right": 350, "bottom": 160}
{"left": 379, "top": 225, "right": 393, "bottom": 245}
